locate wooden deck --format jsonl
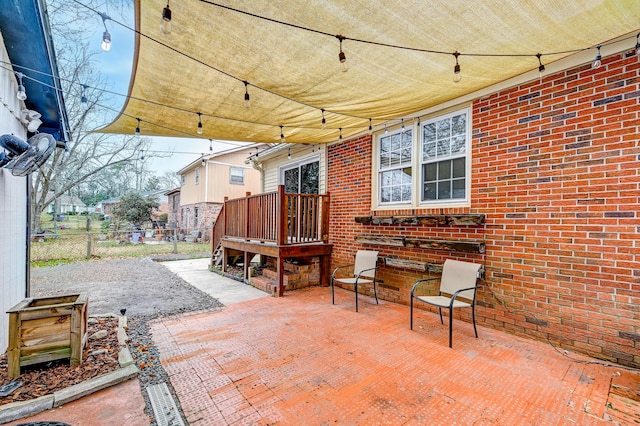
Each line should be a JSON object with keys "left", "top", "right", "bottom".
{"left": 213, "top": 186, "right": 332, "bottom": 296}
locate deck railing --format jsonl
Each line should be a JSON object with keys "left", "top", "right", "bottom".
{"left": 212, "top": 185, "right": 330, "bottom": 248}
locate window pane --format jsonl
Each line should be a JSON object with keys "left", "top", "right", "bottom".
{"left": 453, "top": 179, "right": 465, "bottom": 199}
{"left": 437, "top": 138, "right": 450, "bottom": 157}
{"left": 423, "top": 182, "right": 436, "bottom": 200}
{"left": 423, "top": 142, "right": 436, "bottom": 160}
{"left": 423, "top": 163, "right": 436, "bottom": 181}
{"left": 284, "top": 168, "right": 299, "bottom": 193}
{"left": 452, "top": 158, "right": 465, "bottom": 178}
{"left": 452, "top": 114, "right": 466, "bottom": 135}
{"left": 437, "top": 119, "right": 451, "bottom": 139}
{"left": 437, "top": 181, "right": 451, "bottom": 199}
{"left": 451, "top": 135, "right": 466, "bottom": 155}
{"left": 423, "top": 123, "right": 436, "bottom": 143}
{"left": 438, "top": 160, "right": 451, "bottom": 180}
{"left": 300, "top": 161, "right": 319, "bottom": 194}
{"left": 381, "top": 187, "right": 391, "bottom": 203}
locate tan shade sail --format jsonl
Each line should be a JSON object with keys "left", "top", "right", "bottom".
{"left": 99, "top": 0, "right": 640, "bottom": 144}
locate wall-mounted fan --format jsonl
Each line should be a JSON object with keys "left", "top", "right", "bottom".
{"left": 0, "top": 133, "right": 56, "bottom": 176}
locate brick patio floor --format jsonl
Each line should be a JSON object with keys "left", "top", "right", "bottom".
{"left": 151, "top": 287, "right": 638, "bottom": 425}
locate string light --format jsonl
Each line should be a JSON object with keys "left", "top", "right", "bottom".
{"left": 161, "top": 1, "right": 172, "bottom": 35}
{"left": 15, "top": 72, "right": 27, "bottom": 101}
{"left": 321, "top": 109, "right": 326, "bottom": 129}
{"left": 339, "top": 128, "right": 342, "bottom": 139}
{"left": 384, "top": 124, "right": 388, "bottom": 134}
{"left": 536, "top": 53, "right": 545, "bottom": 78}
{"left": 592, "top": 46, "right": 602, "bottom": 69}
{"left": 209, "top": 139, "right": 213, "bottom": 151}
{"left": 140, "top": 149, "right": 145, "bottom": 160}
{"left": 287, "top": 147, "right": 291, "bottom": 159}
{"left": 401, "top": 118, "right": 405, "bottom": 131}
{"left": 280, "top": 125, "right": 285, "bottom": 143}
{"left": 135, "top": 118, "right": 141, "bottom": 136}
{"left": 337, "top": 35, "right": 348, "bottom": 72}
{"left": 81, "top": 84, "right": 88, "bottom": 103}
{"left": 417, "top": 117, "right": 421, "bottom": 127}
{"left": 243, "top": 81, "right": 251, "bottom": 109}
{"left": 453, "top": 51, "right": 461, "bottom": 83}
{"left": 635, "top": 33, "right": 640, "bottom": 58}
{"left": 98, "top": 12, "right": 112, "bottom": 52}
{"left": 197, "top": 112, "right": 203, "bottom": 134}
{"left": 368, "top": 118, "right": 372, "bottom": 134}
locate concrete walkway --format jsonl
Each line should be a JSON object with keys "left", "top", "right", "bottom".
{"left": 160, "top": 258, "right": 268, "bottom": 306}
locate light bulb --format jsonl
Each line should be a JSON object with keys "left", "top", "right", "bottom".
{"left": 592, "top": 46, "right": 602, "bottom": 69}
{"left": 453, "top": 51, "right": 461, "bottom": 83}
{"left": 280, "top": 126, "right": 285, "bottom": 143}
{"left": 243, "top": 81, "right": 251, "bottom": 109}
{"left": 101, "top": 30, "right": 112, "bottom": 52}
{"left": 401, "top": 118, "right": 405, "bottom": 131}
{"left": 161, "top": 4, "right": 172, "bottom": 34}
{"left": 209, "top": 139, "right": 213, "bottom": 151}
{"left": 337, "top": 35, "right": 348, "bottom": 72}
{"left": 368, "top": 118, "right": 372, "bottom": 135}
{"left": 197, "top": 113, "right": 203, "bottom": 135}
{"left": 288, "top": 148, "right": 291, "bottom": 160}
{"left": 17, "top": 84, "right": 27, "bottom": 101}
{"left": 135, "top": 118, "right": 141, "bottom": 136}
{"left": 635, "top": 33, "right": 640, "bottom": 58}
{"left": 536, "top": 53, "right": 545, "bottom": 79}
{"left": 339, "top": 128, "right": 343, "bottom": 140}
{"left": 321, "top": 109, "right": 326, "bottom": 129}
{"left": 384, "top": 124, "right": 388, "bottom": 134}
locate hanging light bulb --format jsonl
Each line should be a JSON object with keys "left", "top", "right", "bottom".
{"left": 453, "top": 51, "right": 461, "bottom": 83}
{"left": 288, "top": 148, "right": 291, "bottom": 160}
{"left": 384, "top": 124, "right": 388, "bottom": 134}
{"left": 140, "top": 150, "right": 145, "bottom": 160}
{"left": 15, "top": 72, "right": 27, "bottom": 101}
{"left": 321, "top": 109, "right": 326, "bottom": 129}
{"left": 243, "top": 81, "right": 251, "bottom": 109}
{"left": 368, "top": 118, "right": 372, "bottom": 134}
{"left": 337, "top": 35, "right": 348, "bottom": 72}
{"left": 197, "top": 113, "right": 203, "bottom": 135}
{"left": 401, "top": 118, "right": 405, "bottom": 131}
{"left": 592, "top": 46, "right": 602, "bottom": 69}
{"left": 135, "top": 118, "right": 141, "bottom": 136}
{"left": 417, "top": 116, "right": 421, "bottom": 127}
{"left": 80, "top": 84, "right": 88, "bottom": 103}
{"left": 209, "top": 139, "right": 213, "bottom": 151}
{"left": 536, "top": 53, "right": 545, "bottom": 79}
{"left": 161, "top": 1, "right": 172, "bottom": 34}
{"left": 280, "top": 125, "right": 286, "bottom": 143}
{"left": 635, "top": 33, "right": 640, "bottom": 58}
{"left": 99, "top": 12, "right": 112, "bottom": 52}
{"left": 339, "top": 128, "right": 343, "bottom": 140}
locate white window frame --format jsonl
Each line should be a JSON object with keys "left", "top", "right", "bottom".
{"left": 194, "top": 167, "right": 200, "bottom": 185}
{"left": 180, "top": 175, "right": 185, "bottom": 186}
{"left": 377, "top": 127, "right": 414, "bottom": 206}
{"left": 372, "top": 107, "right": 472, "bottom": 210}
{"left": 230, "top": 167, "right": 245, "bottom": 185}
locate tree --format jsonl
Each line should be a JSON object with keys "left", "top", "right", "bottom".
{"left": 111, "top": 192, "right": 159, "bottom": 229}
{"left": 30, "top": 0, "right": 168, "bottom": 231}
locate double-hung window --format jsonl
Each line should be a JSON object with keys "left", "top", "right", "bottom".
{"left": 375, "top": 108, "right": 470, "bottom": 208}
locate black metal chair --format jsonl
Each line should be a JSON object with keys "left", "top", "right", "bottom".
{"left": 331, "top": 250, "right": 379, "bottom": 312}
{"left": 410, "top": 259, "right": 482, "bottom": 348}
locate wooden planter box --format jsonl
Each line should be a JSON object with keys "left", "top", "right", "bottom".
{"left": 6, "top": 293, "right": 89, "bottom": 378}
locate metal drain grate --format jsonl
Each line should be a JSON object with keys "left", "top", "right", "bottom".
{"left": 146, "top": 382, "right": 186, "bottom": 426}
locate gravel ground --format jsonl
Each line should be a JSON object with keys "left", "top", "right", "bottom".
{"left": 30, "top": 256, "right": 224, "bottom": 425}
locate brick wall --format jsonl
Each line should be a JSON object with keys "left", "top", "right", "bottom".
{"left": 178, "top": 202, "right": 222, "bottom": 241}
{"left": 327, "top": 50, "right": 639, "bottom": 367}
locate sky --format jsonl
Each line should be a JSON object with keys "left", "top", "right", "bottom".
{"left": 87, "top": 2, "right": 246, "bottom": 174}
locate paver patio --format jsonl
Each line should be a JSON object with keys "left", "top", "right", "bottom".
{"left": 150, "top": 286, "right": 635, "bottom": 425}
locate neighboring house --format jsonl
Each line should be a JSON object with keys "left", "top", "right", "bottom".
{"left": 42, "top": 193, "right": 86, "bottom": 215}
{"left": 175, "top": 144, "right": 266, "bottom": 239}
{"left": 165, "top": 188, "right": 180, "bottom": 229}
{"left": 250, "top": 47, "right": 640, "bottom": 368}
{"left": 0, "top": 1, "right": 68, "bottom": 351}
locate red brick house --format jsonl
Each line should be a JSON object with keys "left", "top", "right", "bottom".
{"left": 325, "top": 49, "right": 639, "bottom": 368}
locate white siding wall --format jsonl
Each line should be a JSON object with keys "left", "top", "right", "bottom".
{"left": 0, "top": 33, "right": 29, "bottom": 353}
{"left": 261, "top": 144, "right": 326, "bottom": 193}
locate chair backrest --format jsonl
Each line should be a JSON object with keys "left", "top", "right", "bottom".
{"left": 439, "top": 259, "right": 482, "bottom": 301}
{"left": 354, "top": 250, "right": 379, "bottom": 278}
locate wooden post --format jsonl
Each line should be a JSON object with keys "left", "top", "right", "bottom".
{"left": 7, "top": 307, "right": 21, "bottom": 377}
{"left": 245, "top": 192, "right": 251, "bottom": 240}
{"left": 277, "top": 255, "right": 285, "bottom": 297}
{"left": 86, "top": 232, "right": 91, "bottom": 259}
{"left": 276, "top": 185, "right": 286, "bottom": 246}
{"left": 321, "top": 192, "right": 330, "bottom": 243}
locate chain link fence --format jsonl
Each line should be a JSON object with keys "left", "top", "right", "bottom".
{"left": 30, "top": 229, "right": 211, "bottom": 264}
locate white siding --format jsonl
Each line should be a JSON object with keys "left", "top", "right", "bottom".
{"left": 0, "top": 33, "right": 29, "bottom": 352}
{"left": 261, "top": 144, "right": 327, "bottom": 193}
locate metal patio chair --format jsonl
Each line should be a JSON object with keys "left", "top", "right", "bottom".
{"left": 410, "top": 259, "right": 483, "bottom": 348}
{"left": 331, "top": 250, "right": 379, "bottom": 312}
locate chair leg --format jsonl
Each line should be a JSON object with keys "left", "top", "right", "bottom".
{"left": 472, "top": 304, "right": 478, "bottom": 338}
{"left": 410, "top": 296, "right": 414, "bottom": 330}
{"left": 373, "top": 280, "right": 379, "bottom": 305}
{"left": 355, "top": 281, "right": 358, "bottom": 312}
{"left": 438, "top": 307, "right": 443, "bottom": 325}
{"left": 331, "top": 277, "right": 335, "bottom": 305}
{"left": 448, "top": 307, "right": 453, "bottom": 348}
